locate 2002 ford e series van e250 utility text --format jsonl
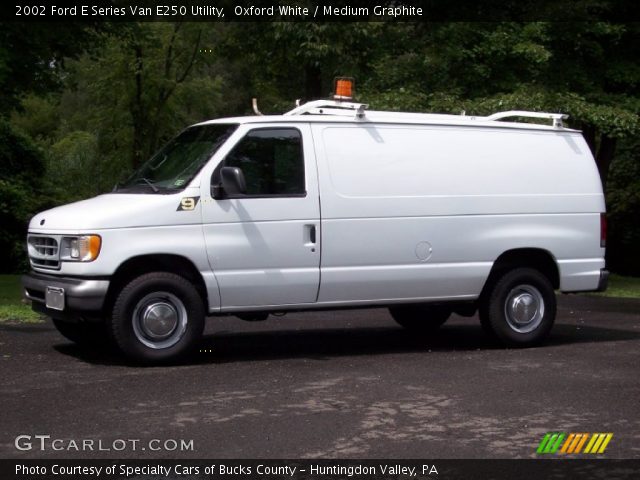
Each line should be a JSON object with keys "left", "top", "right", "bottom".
{"left": 22, "top": 81, "right": 608, "bottom": 363}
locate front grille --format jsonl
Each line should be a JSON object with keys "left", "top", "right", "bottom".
{"left": 28, "top": 235, "right": 60, "bottom": 270}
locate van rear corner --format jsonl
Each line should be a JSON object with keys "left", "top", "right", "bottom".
{"left": 558, "top": 256, "right": 608, "bottom": 295}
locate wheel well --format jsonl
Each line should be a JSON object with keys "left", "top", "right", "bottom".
{"left": 485, "top": 248, "right": 560, "bottom": 291}
{"left": 105, "top": 255, "right": 208, "bottom": 313}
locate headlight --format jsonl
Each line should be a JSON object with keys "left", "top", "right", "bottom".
{"left": 60, "top": 235, "right": 101, "bottom": 262}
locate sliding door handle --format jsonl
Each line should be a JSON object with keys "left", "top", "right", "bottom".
{"left": 304, "top": 224, "right": 317, "bottom": 251}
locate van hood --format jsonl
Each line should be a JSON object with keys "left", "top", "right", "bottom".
{"left": 28, "top": 192, "right": 200, "bottom": 232}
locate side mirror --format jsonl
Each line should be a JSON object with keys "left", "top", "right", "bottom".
{"left": 213, "top": 166, "right": 247, "bottom": 199}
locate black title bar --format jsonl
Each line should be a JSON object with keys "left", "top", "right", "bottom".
{"left": 3, "top": 459, "right": 640, "bottom": 480}
{"left": 3, "top": 0, "right": 640, "bottom": 22}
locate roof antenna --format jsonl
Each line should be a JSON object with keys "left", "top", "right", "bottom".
{"left": 252, "top": 98, "right": 263, "bottom": 116}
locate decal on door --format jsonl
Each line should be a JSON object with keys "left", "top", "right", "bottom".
{"left": 177, "top": 196, "right": 200, "bottom": 211}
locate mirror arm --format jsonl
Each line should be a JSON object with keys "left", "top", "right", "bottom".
{"left": 211, "top": 183, "right": 225, "bottom": 200}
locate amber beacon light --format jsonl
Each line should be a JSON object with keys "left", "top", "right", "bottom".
{"left": 333, "top": 77, "right": 354, "bottom": 100}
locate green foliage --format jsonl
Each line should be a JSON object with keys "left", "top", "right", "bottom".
{"left": 12, "top": 22, "right": 236, "bottom": 205}
{"left": 218, "top": 22, "right": 383, "bottom": 108}
{"left": 606, "top": 139, "right": 640, "bottom": 274}
{"left": 0, "top": 22, "right": 103, "bottom": 112}
{"left": 591, "top": 274, "right": 640, "bottom": 299}
{"left": 360, "top": 22, "right": 639, "bottom": 133}
{"left": 48, "top": 131, "right": 109, "bottom": 202}
{"left": 10, "top": 95, "right": 60, "bottom": 142}
{"left": 0, "top": 120, "right": 49, "bottom": 272}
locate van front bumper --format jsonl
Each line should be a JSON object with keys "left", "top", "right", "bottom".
{"left": 22, "top": 272, "right": 109, "bottom": 318}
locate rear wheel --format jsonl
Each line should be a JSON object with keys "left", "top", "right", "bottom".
{"left": 479, "top": 268, "right": 556, "bottom": 346}
{"left": 389, "top": 305, "right": 451, "bottom": 332}
{"left": 110, "top": 272, "right": 205, "bottom": 364}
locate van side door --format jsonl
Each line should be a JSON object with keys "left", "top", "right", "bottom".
{"left": 201, "top": 123, "right": 320, "bottom": 309}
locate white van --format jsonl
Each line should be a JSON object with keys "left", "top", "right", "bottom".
{"left": 22, "top": 89, "right": 608, "bottom": 363}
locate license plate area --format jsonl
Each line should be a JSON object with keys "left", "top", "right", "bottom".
{"left": 45, "top": 286, "right": 65, "bottom": 311}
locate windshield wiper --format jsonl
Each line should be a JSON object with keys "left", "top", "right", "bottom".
{"left": 133, "top": 177, "right": 159, "bottom": 193}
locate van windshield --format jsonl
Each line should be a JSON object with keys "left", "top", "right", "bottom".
{"left": 116, "top": 124, "right": 238, "bottom": 193}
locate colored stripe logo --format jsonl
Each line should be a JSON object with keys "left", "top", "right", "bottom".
{"left": 537, "top": 433, "right": 613, "bottom": 454}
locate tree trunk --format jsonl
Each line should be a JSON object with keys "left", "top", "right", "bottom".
{"left": 596, "top": 134, "right": 616, "bottom": 189}
{"left": 581, "top": 124, "right": 596, "bottom": 156}
{"left": 304, "top": 65, "right": 323, "bottom": 100}
{"left": 131, "top": 44, "right": 145, "bottom": 169}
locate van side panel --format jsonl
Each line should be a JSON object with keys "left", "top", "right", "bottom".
{"left": 312, "top": 124, "right": 605, "bottom": 303}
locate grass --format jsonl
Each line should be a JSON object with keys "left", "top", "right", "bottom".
{"left": 592, "top": 274, "right": 640, "bottom": 299}
{"left": 0, "top": 272, "right": 639, "bottom": 324}
{"left": 0, "top": 275, "right": 43, "bottom": 323}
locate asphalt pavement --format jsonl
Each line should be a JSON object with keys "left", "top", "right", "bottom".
{"left": 1, "top": 295, "right": 639, "bottom": 459}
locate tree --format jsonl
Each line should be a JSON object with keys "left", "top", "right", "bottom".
{"left": 607, "top": 138, "right": 640, "bottom": 273}
{"left": 0, "top": 21, "right": 102, "bottom": 271}
{"left": 0, "top": 120, "right": 49, "bottom": 272}
{"left": 124, "top": 23, "right": 204, "bottom": 167}
{"left": 14, "top": 22, "right": 235, "bottom": 198}
{"left": 218, "top": 22, "right": 383, "bottom": 110}
{"left": 0, "top": 22, "right": 102, "bottom": 113}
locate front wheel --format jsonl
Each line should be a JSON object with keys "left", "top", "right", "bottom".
{"left": 479, "top": 268, "right": 556, "bottom": 346}
{"left": 110, "top": 272, "right": 205, "bottom": 364}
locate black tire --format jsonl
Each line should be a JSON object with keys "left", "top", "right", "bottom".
{"left": 52, "top": 318, "right": 110, "bottom": 348}
{"left": 479, "top": 268, "right": 556, "bottom": 346}
{"left": 389, "top": 305, "right": 451, "bottom": 332}
{"left": 110, "top": 272, "right": 205, "bottom": 364}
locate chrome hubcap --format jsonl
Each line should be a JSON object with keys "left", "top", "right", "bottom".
{"left": 132, "top": 292, "right": 187, "bottom": 349}
{"left": 504, "top": 284, "right": 545, "bottom": 333}
{"left": 142, "top": 302, "right": 178, "bottom": 338}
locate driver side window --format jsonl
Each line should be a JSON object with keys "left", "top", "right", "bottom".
{"left": 222, "top": 128, "right": 305, "bottom": 197}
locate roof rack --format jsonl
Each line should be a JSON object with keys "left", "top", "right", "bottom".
{"left": 284, "top": 100, "right": 368, "bottom": 118}
{"left": 485, "top": 110, "right": 568, "bottom": 128}
{"left": 284, "top": 100, "right": 568, "bottom": 128}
